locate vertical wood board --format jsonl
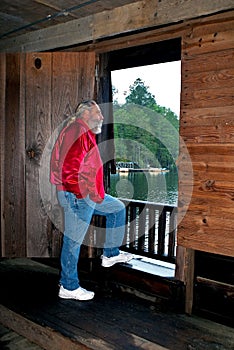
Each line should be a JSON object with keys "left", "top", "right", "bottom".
{"left": 2, "top": 54, "right": 26, "bottom": 256}
{"left": 51, "top": 51, "right": 96, "bottom": 131}
{"left": 178, "top": 17, "right": 234, "bottom": 257}
{"left": 0, "top": 54, "right": 6, "bottom": 256}
{"left": 25, "top": 53, "right": 52, "bottom": 257}
{"left": 26, "top": 52, "right": 96, "bottom": 257}
{"left": 50, "top": 52, "right": 96, "bottom": 256}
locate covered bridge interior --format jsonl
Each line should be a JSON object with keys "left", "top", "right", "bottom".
{"left": 0, "top": 1, "right": 234, "bottom": 349}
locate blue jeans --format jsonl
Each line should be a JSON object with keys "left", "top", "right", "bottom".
{"left": 57, "top": 191, "right": 126, "bottom": 290}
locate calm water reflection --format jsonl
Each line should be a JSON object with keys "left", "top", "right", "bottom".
{"left": 110, "top": 171, "right": 178, "bottom": 205}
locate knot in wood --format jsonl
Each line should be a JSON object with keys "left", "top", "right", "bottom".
{"left": 205, "top": 179, "right": 215, "bottom": 189}
{"left": 26, "top": 144, "right": 41, "bottom": 162}
{"left": 201, "top": 179, "right": 216, "bottom": 192}
{"left": 27, "top": 149, "right": 35, "bottom": 159}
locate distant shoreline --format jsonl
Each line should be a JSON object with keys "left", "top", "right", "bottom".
{"left": 117, "top": 167, "right": 169, "bottom": 173}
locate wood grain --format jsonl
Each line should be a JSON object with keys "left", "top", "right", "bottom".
{"left": 178, "top": 16, "right": 234, "bottom": 257}
{"left": 25, "top": 53, "right": 52, "bottom": 257}
{"left": 1, "top": 1, "right": 234, "bottom": 52}
{"left": 2, "top": 54, "right": 26, "bottom": 257}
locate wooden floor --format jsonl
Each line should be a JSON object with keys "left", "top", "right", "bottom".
{"left": 0, "top": 258, "right": 233, "bottom": 350}
{"left": 0, "top": 323, "right": 44, "bottom": 350}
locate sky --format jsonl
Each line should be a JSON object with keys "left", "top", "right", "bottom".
{"left": 111, "top": 60, "right": 181, "bottom": 116}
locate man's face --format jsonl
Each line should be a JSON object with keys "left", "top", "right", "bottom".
{"left": 86, "top": 104, "right": 104, "bottom": 134}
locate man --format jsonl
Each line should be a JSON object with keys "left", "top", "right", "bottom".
{"left": 50, "top": 100, "right": 132, "bottom": 301}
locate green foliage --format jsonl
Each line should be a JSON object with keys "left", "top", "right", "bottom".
{"left": 125, "top": 78, "right": 156, "bottom": 108}
{"left": 113, "top": 78, "right": 179, "bottom": 169}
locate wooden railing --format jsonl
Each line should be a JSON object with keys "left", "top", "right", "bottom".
{"left": 88, "top": 199, "right": 177, "bottom": 264}
{"left": 120, "top": 198, "right": 177, "bottom": 264}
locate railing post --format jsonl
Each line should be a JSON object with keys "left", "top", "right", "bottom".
{"left": 168, "top": 210, "right": 177, "bottom": 258}
{"left": 148, "top": 206, "right": 156, "bottom": 254}
{"left": 129, "top": 205, "right": 137, "bottom": 249}
{"left": 158, "top": 208, "right": 166, "bottom": 256}
{"left": 120, "top": 198, "right": 177, "bottom": 264}
{"left": 138, "top": 204, "right": 146, "bottom": 251}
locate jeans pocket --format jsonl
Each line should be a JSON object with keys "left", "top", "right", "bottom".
{"left": 57, "top": 191, "right": 91, "bottom": 213}
{"left": 57, "top": 191, "right": 75, "bottom": 210}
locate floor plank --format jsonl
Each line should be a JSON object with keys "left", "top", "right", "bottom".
{"left": 0, "top": 258, "right": 233, "bottom": 350}
{"left": 0, "top": 322, "right": 44, "bottom": 350}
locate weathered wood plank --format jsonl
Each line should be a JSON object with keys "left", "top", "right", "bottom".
{"left": 183, "top": 29, "right": 234, "bottom": 56}
{"left": 183, "top": 17, "right": 234, "bottom": 53}
{"left": 25, "top": 53, "right": 52, "bottom": 257}
{"left": 0, "top": 54, "right": 6, "bottom": 257}
{"left": 26, "top": 52, "right": 96, "bottom": 257}
{"left": 178, "top": 144, "right": 234, "bottom": 176}
{"left": 184, "top": 248, "right": 194, "bottom": 314}
{"left": 184, "top": 193, "right": 234, "bottom": 213}
{"left": 180, "top": 106, "right": 233, "bottom": 126}
{"left": 0, "top": 52, "right": 96, "bottom": 258}
{"left": 182, "top": 49, "right": 234, "bottom": 73}
{"left": 179, "top": 15, "right": 234, "bottom": 259}
{"left": 0, "top": 323, "right": 43, "bottom": 350}
{"left": 180, "top": 143, "right": 233, "bottom": 177}
{"left": 0, "top": 0, "right": 140, "bottom": 39}
{"left": 156, "top": 0, "right": 234, "bottom": 26}
{"left": 185, "top": 143, "right": 234, "bottom": 156}
{"left": 76, "top": 20, "right": 186, "bottom": 54}
{"left": 124, "top": 333, "right": 169, "bottom": 350}
{"left": 180, "top": 198, "right": 234, "bottom": 217}
{"left": 196, "top": 276, "right": 234, "bottom": 291}
{"left": 93, "top": 0, "right": 158, "bottom": 40}
{"left": 51, "top": 52, "right": 96, "bottom": 131}
{"left": 3, "top": 54, "right": 26, "bottom": 257}
{"left": 178, "top": 188, "right": 234, "bottom": 250}
{"left": 69, "top": 10, "right": 234, "bottom": 55}
{"left": 178, "top": 191, "right": 234, "bottom": 225}
{"left": 0, "top": 0, "right": 156, "bottom": 52}
{"left": 0, "top": 1, "right": 234, "bottom": 52}
{"left": 180, "top": 124, "right": 234, "bottom": 143}
{"left": 193, "top": 159, "right": 234, "bottom": 171}
{"left": 178, "top": 220, "right": 234, "bottom": 257}
{"left": 180, "top": 164, "right": 234, "bottom": 183}
{"left": 183, "top": 67, "right": 234, "bottom": 91}
{"left": 181, "top": 85, "right": 233, "bottom": 109}
{"left": 1, "top": 258, "right": 234, "bottom": 348}
{"left": 50, "top": 52, "right": 96, "bottom": 257}
{"left": 0, "top": 304, "right": 89, "bottom": 350}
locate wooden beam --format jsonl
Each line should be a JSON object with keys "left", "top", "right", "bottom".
{"left": 184, "top": 248, "right": 195, "bottom": 315}
{"left": 0, "top": 54, "right": 6, "bottom": 256}
{"left": 66, "top": 10, "right": 234, "bottom": 55}
{"left": 0, "top": 0, "right": 233, "bottom": 52}
{"left": 0, "top": 304, "right": 89, "bottom": 350}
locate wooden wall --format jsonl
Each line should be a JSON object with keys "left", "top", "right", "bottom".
{"left": 178, "top": 14, "right": 234, "bottom": 257}
{"left": 0, "top": 52, "right": 96, "bottom": 257}
{"left": 0, "top": 54, "right": 26, "bottom": 257}
{"left": 1, "top": 10, "right": 234, "bottom": 262}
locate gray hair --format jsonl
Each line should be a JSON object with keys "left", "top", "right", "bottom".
{"left": 75, "top": 100, "right": 97, "bottom": 118}
{"left": 65, "top": 100, "right": 97, "bottom": 127}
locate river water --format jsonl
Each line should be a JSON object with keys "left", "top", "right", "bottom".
{"left": 110, "top": 170, "right": 178, "bottom": 206}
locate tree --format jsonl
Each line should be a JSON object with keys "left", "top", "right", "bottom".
{"left": 113, "top": 77, "right": 179, "bottom": 170}
{"left": 125, "top": 78, "right": 156, "bottom": 108}
{"left": 112, "top": 85, "right": 119, "bottom": 105}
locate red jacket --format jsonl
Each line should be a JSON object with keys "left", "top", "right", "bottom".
{"left": 50, "top": 118, "right": 105, "bottom": 203}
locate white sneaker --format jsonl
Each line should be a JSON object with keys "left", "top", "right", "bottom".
{"left": 58, "top": 286, "right": 94, "bottom": 300}
{"left": 101, "top": 252, "right": 133, "bottom": 267}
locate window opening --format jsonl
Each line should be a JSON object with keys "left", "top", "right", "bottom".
{"left": 110, "top": 61, "right": 181, "bottom": 206}
{"left": 108, "top": 39, "right": 181, "bottom": 270}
